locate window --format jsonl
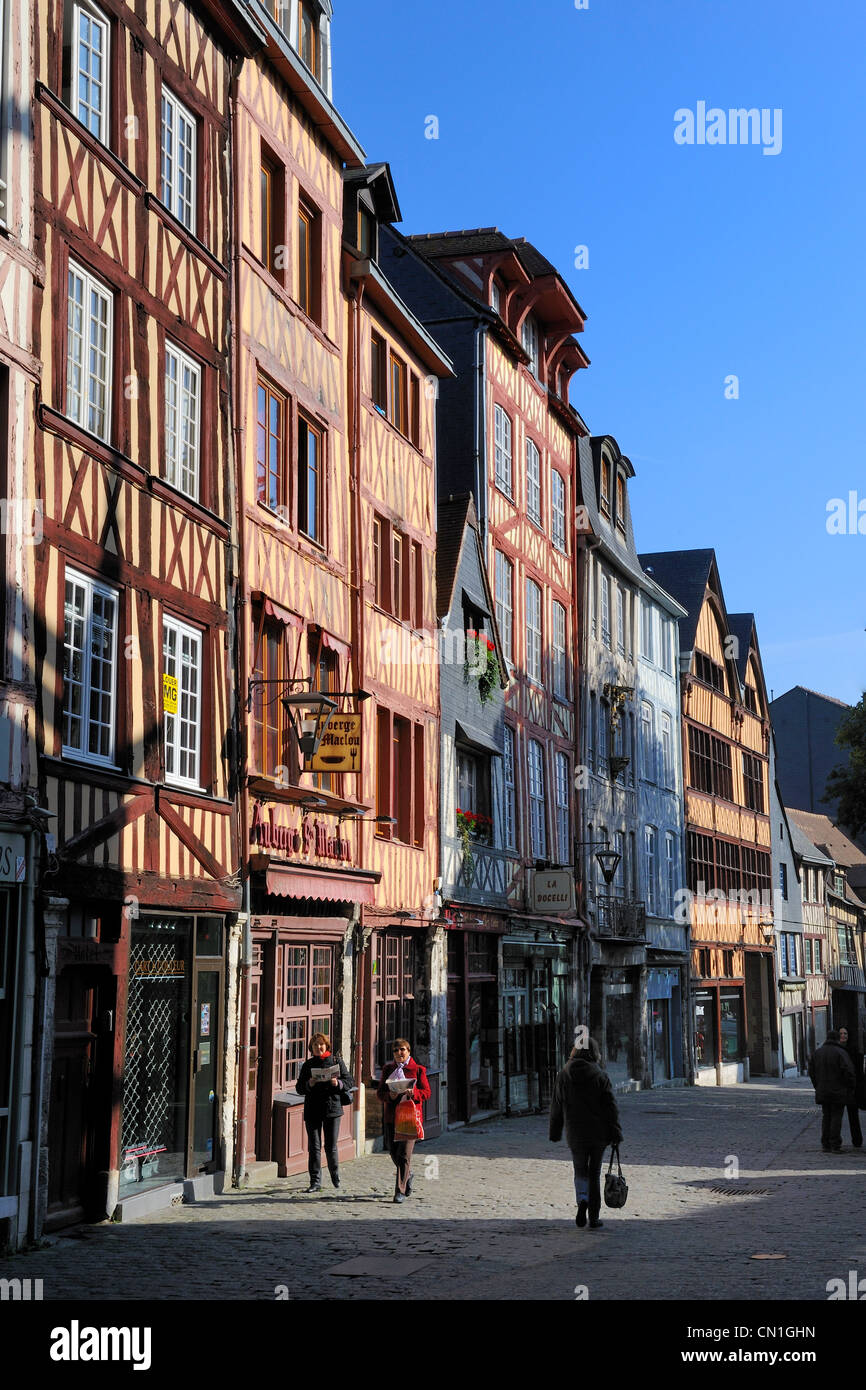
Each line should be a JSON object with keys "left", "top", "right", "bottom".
{"left": 525, "top": 578, "right": 542, "bottom": 683}
{"left": 256, "top": 377, "right": 286, "bottom": 513}
{"left": 626, "top": 710, "right": 635, "bottom": 786}
{"left": 780, "top": 933, "right": 799, "bottom": 977}
{"left": 376, "top": 706, "right": 424, "bottom": 846}
{"left": 274, "top": 942, "right": 335, "bottom": 1088}
{"left": 65, "top": 1, "right": 110, "bottom": 142}
{"left": 645, "top": 827, "right": 657, "bottom": 914}
{"left": 641, "top": 702, "right": 654, "bottom": 782}
{"left": 598, "top": 699, "right": 610, "bottom": 779}
{"left": 164, "top": 342, "right": 201, "bottom": 500}
{"left": 309, "top": 639, "right": 339, "bottom": 792}
{"left": 490, "top": 279, "right": 501, "bottom": 314}
{"left": 665, "top": 832, "right": 676, "bottom": 915}
{"left": 372, "top": 931, "right": 416, "bottom": 1070}
{"left": 551, "top": 470, "right": 566, "bottom": 552}
{"left": 252, "top": 618, "right": 289, "bottom": 777}
{"left": 779, "top": 862, "right": 788, "bottom": 901}
{"left": 494, "top": 405, "right": 512, "bottom": 497}
{"left": 389, "top": 352, "right": 407, "bottom": 436}
{"left": 552, "top": 600, "right": 568, "bottom": 700}
{"left": 260, "top": 153, "right": 285, "bottom": 277}
{"left": 66, "top": 259, "right": 112, "bottom": 441}
{"left": 63, "top": 569, "right": 118, "bottom": 765}
{"left": 600, "top": 458, "right": 611, "bottom": 515}
{"left": 640, "top": 599, "right": 654, "bottom": 661}
{"left": 615, "top": 473, "right": 626, "bottom": 532}
{"left": 298, "top": 0, "right": 321, "bottom": 81}
{"left": 526, "top": 439, "right": 541, "bottom": 525}
{"left": 163, "top": 615, "right": 202, "bottom": 788}
{"left": 297, "top": 413, "right": 323, "bottom": 543}
{"left": 660, "top": 713, "right": 673, "bottom": 788}
{"left": 492, "top": 550, "right": 513, "bottom": 665}
{"left": 297, "top": 200, "right": 317, "bottom": 318}
{"left": 522, "top": 315, "right": 540, "bottom": 379}
{"left": 588, "top": 692, "right": 597, "bottom": 774}
{"left": 613, "top": 830, "right": 626, "bottom": 899}
{"left": 743, "top": 752, "right": 765, "bottom": 813}
{"left": 687, "top": 830, "right": 715, "bottom": 894}
{"left": 371, "top": 330, "right": 387, "bottom": 412}
{"left": 601, "top": 573, "right": 611, "bottom": 648}
{"left": 716, "top": 840, "right": 740, "bottom": 895}
{"left": 357, "top": 203, "right": 375, "bottom": 258}
{"left": 555, "top": 752, "right": 570, "bottom": 864}
{"left": 410, "top": 373, "right": 420, "bottom": 448}
{"left": 161, "top": 88, "right": 196, "bottom": 232}
{"left": 503, "top": 725, "right": 516, "bottom": 851}
{"left": 695, "top": 650, "right": 726, "bottom": 693}
{"left": 688, "top": 726, "right": 733, "bottom": 801}
{"left": 456, "top": 748, "right": 491, "bottom": 828}
{"left": 373, "top": 513, "right": 422, "bottom": 626}
{"left": 710, "top": 737, "right": 733, "bottom": 802}
{"left": 616, "top": 586, "right": 625, "bottom": 656}
{"left": 661, "top": 617, "right": 675, "bottom": 675}
{"left": 527, "top": 739, "right": 546, "bottom": 859}
{"left": 744, "top": 684, "right": 760, "bottom": 716}
{"left": 589, "top": 559, "right": 597, "bottom": 640}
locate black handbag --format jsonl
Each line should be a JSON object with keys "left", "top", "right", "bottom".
{"left": 604, "top": 1144, "right": 628, "bottom": 1209}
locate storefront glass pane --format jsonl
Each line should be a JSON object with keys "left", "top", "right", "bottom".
{"left": 782, "top": 1013, "right": 797, "bottom": 1070}
{"left": 120, "top": 917, "right": 192, "bottom": 1193}
{"left": 720, "top": 991, "right": 743, "bottom": 1060}
{"left": 694, "top": 990, "right": 716, "bottom": 1068}
{"left": 605, "top": 989, "right": 633, "bottom": 1088}
{"left": 191, "top": 968, "right": 219, "bottom": 1172}
{"left": 650, "top": 998, "right": 670, "bottom": 1082}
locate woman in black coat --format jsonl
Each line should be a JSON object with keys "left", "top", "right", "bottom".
{"left": 839, "top": 1027, "right": 864, "bottom": 1148}
{"left": 295, "top": 1034, "right": 355, "bottom": 1192}
{"left": 549, "top": 1038, "right": 623, "bottom": 1229}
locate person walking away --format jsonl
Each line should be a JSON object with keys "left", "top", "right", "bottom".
{"left": 838, "top": 1026, "right": 864, "bottom": 1148}
{"left": 808, "top": 1029, "right": 855, "bottom": 1153}
{"left": 550, "top": 1037, "right": 623, "bottom": 1230}
{"left": 377, "top": 1039, "right": 430, "bottom": 1204}
{"left": 295, "top": 1033, "right": 355, "bottom": 1192}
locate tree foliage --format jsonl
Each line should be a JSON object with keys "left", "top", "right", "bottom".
{"left": 824, "top": 693, "right": 866, "bottom": 837}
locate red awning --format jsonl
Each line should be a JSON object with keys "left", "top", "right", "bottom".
{"left": 266, "top": 865, "right": 377, "bottom": 905}
{"left": 319, "top": 630, "right": 351, "bottom": 662}
{"left": 261, "top": 597, "right": 303, "bottom": 629}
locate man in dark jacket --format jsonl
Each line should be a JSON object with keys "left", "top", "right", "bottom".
{"left": 550, "top": 1038, "right": 623, "bottom": 1229}
{"left": 808, "top": 1030, "right": 856, "bottom": 1152}
{"left": 838, "top": 1027, "right": 863, "bottom": 1148}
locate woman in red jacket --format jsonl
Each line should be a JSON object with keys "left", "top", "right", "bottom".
{"left": 377, "top": 1039, "right": 430, "bottom": 1204}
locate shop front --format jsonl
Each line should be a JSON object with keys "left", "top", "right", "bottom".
{"left": 646, "top": 965, "right": 685, "bottom": 1085}
{"left": 445, "top": 913, "right": 505, "bottom": 1124}
{"left": 692, "top": 982, "right": 746, "bottom": 1083}
{"left": 502, "top": 926, "right": 572, "bottom": 1113}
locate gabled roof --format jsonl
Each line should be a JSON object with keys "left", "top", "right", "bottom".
{"left": 435, "top": 493, "right": 508, "bottom": 680}
{"left": 786, "top": 813, "right": 834, "bottom": 866}
{"left": 787, "top": 810, "right": 866, "bottom": 871}
{"left": 727, "top": 613, "right": 755, "bottom": 685}
{"left": 638, "top": 549, "right": 717, "bottom": 656}
{"left": 772, "top": 685, "right": 851, "bottom": 710}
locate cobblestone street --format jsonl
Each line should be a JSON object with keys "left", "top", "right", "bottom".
{"left": 3, "top": 1078, "right": 865, "bottom": 1303}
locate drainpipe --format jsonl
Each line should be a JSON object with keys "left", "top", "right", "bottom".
{"left": 474, "top": 323, "right": 486, "bottom": 541}
{"left": 347, "top": 272, "right": 367, "bottom": 1147}
{"left": 228, "top": 51, "right": 251, "bottom": 1188}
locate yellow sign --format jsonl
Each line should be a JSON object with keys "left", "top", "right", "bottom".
{"left": 163, "top": 674, "right": 178, "bottom": 714}
{"left": 307, "top": 713, "right": 361, "bottom": 774}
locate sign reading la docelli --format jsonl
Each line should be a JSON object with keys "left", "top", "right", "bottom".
{"left": 530, "top": 869, "right": 575, "bottom": 916}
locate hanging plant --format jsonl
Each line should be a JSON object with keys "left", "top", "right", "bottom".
{"left": 465, "top": 630, "right": 501, "bottom": 706}
{"left": 455, "top": 806, "right": 475, "bottom": 881}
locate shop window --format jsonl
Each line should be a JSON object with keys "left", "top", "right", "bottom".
{"left": 372, "top": 932, "right": 415, "bottom": 1071}
{"left": 720, "top": 991, "right": 743, "bottom": 1060}
{"left": 275, "top": 942, "right": 334, "bottom": 1090}
{"left": 693, "top": 990, "right": 716, "bottom": 1066}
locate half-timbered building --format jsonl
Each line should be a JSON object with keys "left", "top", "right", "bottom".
{"left": 0, "top": 0, "right": 43, "bottom": 1248}
{"left": 231, "top": 7, "right": 450, "bottom": 1179}
{"left": 382, "top": 225, "right": 588, "bottom": 1111}
{"left": 31, "top": 0, "right": 261, "bottom": 1226}
{"left": 640, "top": 551, "right": 775, "bottom": 1084}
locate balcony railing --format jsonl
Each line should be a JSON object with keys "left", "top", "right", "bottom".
{"left": 443, "top": 839, "right": 511, "bottom": 904}
{"left": 828, "top": 962, "right": 866, "bottom": 991}
{"left": 595, "top": 896, "right": 647, "bottom": 941}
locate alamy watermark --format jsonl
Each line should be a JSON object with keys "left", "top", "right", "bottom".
{"left": 0, "top": 498, "right": 43, "bottom": 545}
{"left": 826, "top": 491, "right": 866, "bottom": 535}
{"left": 674, "top": 103, "right": 782, "bottom": 156}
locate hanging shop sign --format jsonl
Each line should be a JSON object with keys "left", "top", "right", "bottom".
{"left": 250, "top": 802, "right": 352, "bottom": 863}
{"left": 530, "top": 869, "right": 575, "bottom": 916}
{"left": 306, "top": 713, "right": 362, "bottom": 774}
{"left": 0, "top": 833, "right": 26, "bottom": 884}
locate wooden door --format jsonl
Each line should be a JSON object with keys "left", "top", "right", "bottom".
{"left": 45, "top": 968, "right": 111, "bottom": 1228}
{"left": 447, "top": 980, "right": 464, "bottom": 1122}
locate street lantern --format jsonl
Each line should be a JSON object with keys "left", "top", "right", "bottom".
{"left": 281, "top": 691, "right": 337, "bottom": 760}
{"left": 594, "top": 848, "right": 622, "bottom": 886}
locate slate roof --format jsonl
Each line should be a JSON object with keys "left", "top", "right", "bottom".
{"left": 406, "top": 228, "right": 585, "bottom": 318}
{"left": 787, "top": 810, "right": 866, "bottom": 871}
{"left": 637, "top": 549, "right": 716, "bottom": 655}
{"left": 772, "top": 685, "right": 851, "bottom": 710}
{"left": 727, "top": 613, "right": 755, "bottom": 685}
{"left": 786, "top": 813, "right": 834, "bottom": 866}
{"left": 436, "top": 494, "right": 473, "bottom": 619}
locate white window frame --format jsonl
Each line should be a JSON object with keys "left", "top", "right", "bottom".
{"left": 69, "top": 0, "right": 110, "bottom": 143}
{"left": 165, "top": 340, "right": 201, "bottom": 500}
{"left": 645, "top": 825, "right": 657, "bottom": 915}
{"left": 66, "top": 258, "right": 113, "bottom": 442}
{"left": 495, "top": 550, "right": 513, "bottom": 666}
{"left": 494, "top": 404, "right": 512, "bottom": 497}
{"left": 490, "top": 279, "right": 501, "bottom": 314}
{"left": 62, "top": 568, "right": 119, "bottom": 767}
{"left": 522, "top": 315, "right": 540, "bottom": 380}
{"left": 163, "top": 614, "right": 203, "bottom": 789}
{"left": 601, "top": 572, "right": 611, "bottom": 649}
{"left": 641, "top": 700, "right": 654, "bottom": 782}
{"left": 641, "top": 598, "right": 654, "bottom": 662}
{"left": 525, "top": 578, "right": 542, "bottom": 684}
{"left": 555, "top": 751, "right": 570, "bottom": 865}
{"left": 526, "top": 438, "right": 541, "bottom": 526}
{"left": 665, "top": 832, "right": 676, "bottom": 914}
{"left": 551, "top": 469, "right": 566, "bottom": 552}
{"left": 527, "top": 739, "right": 546, "bottom": 859}
{"left": 161, "top": 86, "right": 197, "bottom": 233}
{"left": 552, "top": 599, "right": 567, "bottom": 700}
{"left": 503, "top": 725, "right": 516, "bottom": 851}
{"left": 616, "top": 585, "right": 625, "bottom": 656}
{"left": 661, "top": 712, "right": 673, "bottom": 788}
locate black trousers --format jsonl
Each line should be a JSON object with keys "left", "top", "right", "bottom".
{"left": 306, "top": 1116, "right": 341, "bottom": 1183}
{"left": 571, "top": 1142, "right": 607, "bottom": 1219}
{"left": 821, "top": 1103, "right": 844, "bottom": 1150}
{"left": 383, "top": 1122, "right": 416, "bottom": 1195}
{"left": 845, "top": 1102, "right": 863, "bottom": 1146}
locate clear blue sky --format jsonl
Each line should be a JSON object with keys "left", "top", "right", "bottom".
{"left": 334, "top": 0, "right": 866, "bottom": 707}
